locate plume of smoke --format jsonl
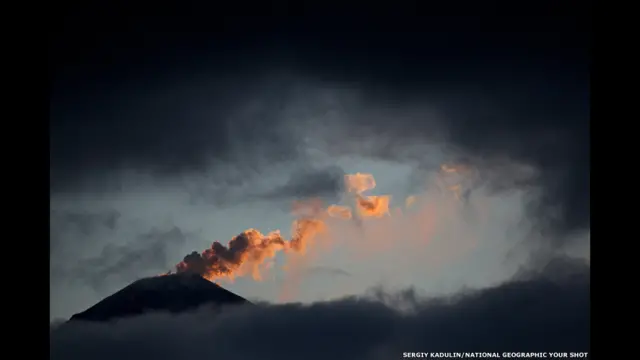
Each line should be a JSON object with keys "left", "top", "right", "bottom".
{"left": 176, "top": 230, "right": 286, "bottom": 281}
{"left": 169, "top": 167, "right": 474, "bottom": 284}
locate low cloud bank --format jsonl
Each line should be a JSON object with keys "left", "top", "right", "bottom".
{"left": 51, "top": 257, "right": 589, "bottom": 360}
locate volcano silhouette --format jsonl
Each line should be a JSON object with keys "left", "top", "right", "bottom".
{"left": 69, "top": 273, "right": 250, "bottom": 322}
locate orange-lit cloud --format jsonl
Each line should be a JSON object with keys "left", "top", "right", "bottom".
{"left": 167, "top": 165, "right": 481, "bottom": 292}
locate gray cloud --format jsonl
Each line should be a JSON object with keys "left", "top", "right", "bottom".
{"left": 260, "top": 165, "right": 345, "bottom": 201}
{"left": 50, "top": 257, "right": 589, "bottom": 360}
{"left": 185, "top": 165, "right": 346, "bottom": 207}
{"left": 51, "top": 11, "right": 588, "bottom": 241}
{"left": 55, "top": 227, "right": 191, "bottom": 293}
{"left": 51, "top": 81, "right": 588, "bottom": 247}
{"left": 50, "top": 210, "right": 120, "bottom": 237}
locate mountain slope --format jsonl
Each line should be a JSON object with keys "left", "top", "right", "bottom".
{"left": 69, "top": 273, "right": 250, "bottom": 322}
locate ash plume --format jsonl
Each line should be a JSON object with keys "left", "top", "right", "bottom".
{"left": 168, "top": 166, "right": 475, "bottom": 283}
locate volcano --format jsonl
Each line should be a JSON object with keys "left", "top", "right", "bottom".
{"left": 68, "top": 273, "right": 251, "bottom": 323}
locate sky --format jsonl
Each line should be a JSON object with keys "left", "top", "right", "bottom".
{"left": 50, "top": 6, "right": 590, "bottom": 358}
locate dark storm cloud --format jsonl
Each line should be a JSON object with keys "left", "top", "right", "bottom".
{"left": 50, "top": 257, "right": 589, "bottom": 360}
{"left": 56, "top": 227, "right": 190, "bottom": 292}
{"left": 50, "top": 75, "right": 304, "bottom": 193}
{"left": 51, "top": 10, "right": 589, "bottom": 236}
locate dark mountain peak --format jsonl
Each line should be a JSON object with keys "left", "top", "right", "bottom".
{"left": 69, "top": 273, "right": 250, "bottom": 323}
{"left": 128, "top": 272, "right": 215, "bottom": 291}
